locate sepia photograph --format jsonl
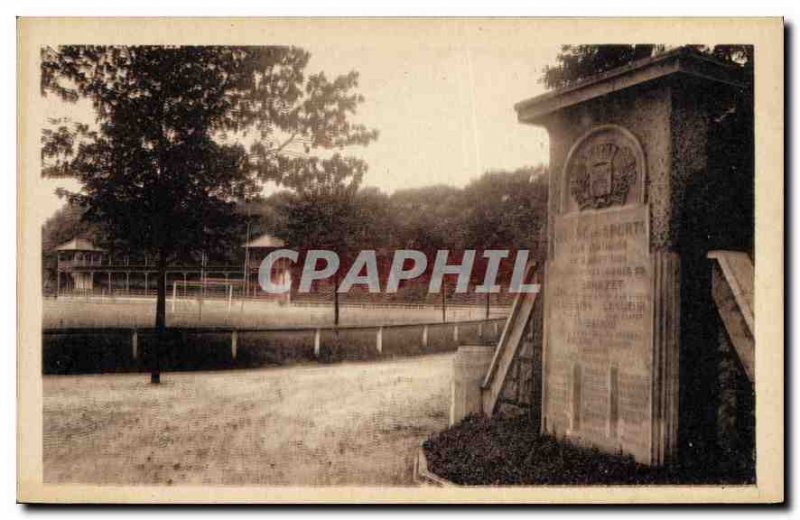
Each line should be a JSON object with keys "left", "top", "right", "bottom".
{"left": 16, "top": 17, "right": 783, "bottom": 504}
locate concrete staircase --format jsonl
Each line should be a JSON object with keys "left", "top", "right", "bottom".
{"left": 708, "top": 251, "right": 755, "bottom": 382}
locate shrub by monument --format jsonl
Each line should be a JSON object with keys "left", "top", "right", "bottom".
{"left": 423, "top": 415, "right": 755, "bottom": 486}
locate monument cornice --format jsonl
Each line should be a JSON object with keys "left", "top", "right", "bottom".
{"left": 515, "top": 48, "right": 748, "bottom": 125}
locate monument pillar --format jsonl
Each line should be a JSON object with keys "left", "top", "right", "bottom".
{"left": 515, "top": 49, "right": 748, "bottom": 465}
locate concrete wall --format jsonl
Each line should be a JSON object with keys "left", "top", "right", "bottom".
{"left": 450, "top": 345, "right": 495, "bottom": 425}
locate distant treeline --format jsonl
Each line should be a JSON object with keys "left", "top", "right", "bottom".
{"left": 43, "top": 166, "right": 549, "bottom": 270}
{"left": 251, "top": 165, "right": 549, "bottom": 258}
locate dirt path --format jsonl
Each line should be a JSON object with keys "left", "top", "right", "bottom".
{"left": 43, "top": 354, "right": 453, "bottom": 486}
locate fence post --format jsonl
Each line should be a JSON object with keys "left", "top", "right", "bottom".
{"left": 376, "top": 326, "right": 383, "bottom": 354}
{"left": 478, "top": 322, "right": 483, "bottom": 339}
{"left": 453, "top": 324, "right": 459, "bottom": 343}
{"left": 314, "top": 328, "right": 321, "bottom": 358}
{"left": 422, "top": 325, "right": 428, "bottom": 348}
{"left": 131, "top": 329, "right": 138, "bottom": 360}
{"left": 231, "top": 330, "right": 238, "bottom": 360}
{"left": 494, "top": 321, "right": 499, "bottom": 337}
{"left": 227, "top": 285, "right": 233, "bottom": 314}
{"left": 171, "top": 281, "right": 177, "bottom": 312}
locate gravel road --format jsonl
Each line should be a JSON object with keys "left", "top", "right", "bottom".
{"left": 43, "top": 354, "right": 453, "bottom": 486}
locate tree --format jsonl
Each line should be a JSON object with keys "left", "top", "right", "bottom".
{"left": 542, "top": 45, "right": 660, "bottom": 90}
{"left": 461, "top": 166, "right": 548, "bottom": 252}
{"left": 389, "top": 185, "right": 465, "bottom": 252}
{"left": 460, "top": 166, "right": 548, "bottom": 317}
{"left": 41, "top": 46, "right": 377, "bottom": 382}
{"left": 267, "top": 155, "right": 367, "bottom": 325}
{"left": 348, "top": 187, "right": 398, "bottom": 252}
{"left": 42, "top": 201, "right": 98, "bottom": 254}
{"left": 542, "top": 45, "right": 752, "bottom": 90}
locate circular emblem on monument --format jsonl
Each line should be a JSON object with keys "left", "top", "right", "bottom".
{"left": 565, "top": 126, "right": 643, "bottom": 211}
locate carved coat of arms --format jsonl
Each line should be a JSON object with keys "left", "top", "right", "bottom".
{"left": 568, "top": 139, "right": 638, "bottom": 210}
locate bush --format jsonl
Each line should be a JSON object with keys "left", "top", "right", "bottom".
{"left": 237, "top": 329, "right": 316, "bottom": 366}
{"left": 43, "top": 330, "right": 138, "bottom": 374}
{"left": 423, "top": 415, "right": 755, "bottom": 486}
{"left": 382, "top": 325, "right": 425, "bottom": 357}
{"left": 319, "top": 328, "right": 381, "bottom": 362}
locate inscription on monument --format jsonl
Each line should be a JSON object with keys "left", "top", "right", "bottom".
{"left": 546, "top": 204, "right": 652, "bottom": 459}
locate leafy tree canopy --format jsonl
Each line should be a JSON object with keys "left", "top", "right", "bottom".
{"left": 461, "top": 165, "right": 548, "bottom": 251}
{"left": 256, "top": 167, "right": 549, "bottom": 258}
{"left": 542, "top": 45, "right": 753, "bottom": 90}
{"left": 41, "top": 45, "right": 378, "bottom": 262}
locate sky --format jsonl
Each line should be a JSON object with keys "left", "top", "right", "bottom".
{"left": 304, "top": 44, "right": 556, "bottom": 192}
{"left": 40, "top": 42, "right": 559, "bottom": 219}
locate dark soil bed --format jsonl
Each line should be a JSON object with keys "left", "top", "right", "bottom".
{"left": 423, "top": 415, "right": 755, "bottom": 486}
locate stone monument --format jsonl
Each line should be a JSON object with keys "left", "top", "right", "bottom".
{"left": 514, "top": 48, "right": 750, "bottom": 465}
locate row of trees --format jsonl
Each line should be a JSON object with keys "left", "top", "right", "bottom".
{"left": 542, "top": 44, "right": 752, "bottom": 89}
{"left": 44, "top": 165, "right": 548, "bottom": 267}
{"left": 248, "top": 165, "right": 548, "bottom": 258}
{"left": 245, "top": 166, "right": 548, "bottom": 322}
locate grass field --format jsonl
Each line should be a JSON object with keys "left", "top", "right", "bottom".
{"left": 43, "top": 296, "right": 507, "bottom": 329}
{"left": 43, "top": 353, "right": 453, "bottom": 485}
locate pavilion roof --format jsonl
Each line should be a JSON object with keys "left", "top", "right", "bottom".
{"left": 242, "top": 233, "right": 285, "bottom": 249}
{"left": 55, "top": 238, "right": 104, "bottom": 252}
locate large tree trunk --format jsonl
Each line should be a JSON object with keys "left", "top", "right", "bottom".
{"left": 152, "top": 248, "right": 167, "bottom": 384}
